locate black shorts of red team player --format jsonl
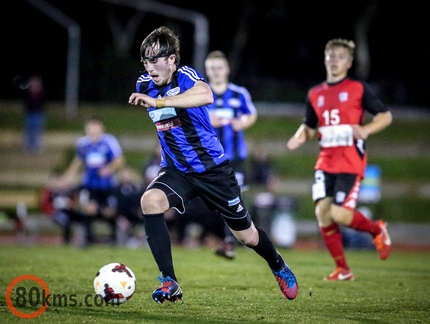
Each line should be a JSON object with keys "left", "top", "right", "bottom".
{"left": 146, "top": 160, "right": 252, "bottom": 231}
{"left": 312, "top": 170, "right": 362, "bottom": 209}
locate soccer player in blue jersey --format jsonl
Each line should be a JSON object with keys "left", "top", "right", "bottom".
{"left": 205, "top": 50, "right": 257, "bottom": 188}
{"left": 205, "top": 50, "right": 258, "bottom": 258}
{"left": 59, "top": 116, "right": 124, "bottom": 245}
{"left": 128, "top": 26, "right": 298, "bottom": 303}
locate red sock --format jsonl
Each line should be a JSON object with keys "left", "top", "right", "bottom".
{"left": 320, "top": 223, "right": 349, "bottom": 270}
{"left": 349, "top": 210, "right": 381, "bottom": 237}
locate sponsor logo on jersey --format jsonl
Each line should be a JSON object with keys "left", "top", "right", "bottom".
{"left": 166, "top": 87, "right": 181, "bottom": 96}
{"left": 213, "top": 108, "right": 234, "bottom": 119}
{"left": 318, "top": 125, "right": 353, "bottom": 148}
{"left": 155, "top": 117, "right": 181, "bottom": 131}
{"left": 149, "top": 107, "right": 177, "bottom": 122}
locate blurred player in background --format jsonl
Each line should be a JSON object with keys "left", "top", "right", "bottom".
{"left": 286, "top": 38, "right": 393, "bottom": 281}
{"left": 15, "top": 74, "right": 46, "bottom": 153}
{"left": 40, "top": 169, "right": 92, "bottom": 246}
{"left": 205, "top": 50, "right": 257, "bottom": 190}
{"left": 128, "top": 26, "right": 298, "bottom": 303}
{"left": 112, "top": 166, "right": 145, "bottom": 246}
{"left": 203, "top": 50, "right": 258, "bottom": 258}
{"left": 58, "top": 116, "right": 124, "bottom": 245}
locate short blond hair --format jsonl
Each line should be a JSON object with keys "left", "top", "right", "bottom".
{"left": 206, "top": 50, "right": 227, "bottom": 60}
{"left": 325, "top": 38, "right": 356, "bottom": 58}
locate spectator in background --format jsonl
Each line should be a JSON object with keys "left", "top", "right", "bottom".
{"left": 58, "top": 116, "right": 124, "bottom": 245}
{"left": 16, "top": 74, "right": 46, "bottom": 153}
{"left": 286, "top": 38, "right": 393, "bottom": 281}
{"left": 204, "top": 50, "right": 258, "bottom": 259}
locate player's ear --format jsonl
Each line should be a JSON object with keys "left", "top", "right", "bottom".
{"left": 168, "top": 54, "right": 176, "bottom": 64}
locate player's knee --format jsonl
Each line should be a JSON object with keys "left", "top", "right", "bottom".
{"left": 232, "top": 225, "right": 258, "bottom": 246}
{"left": 239, "top": 234, "right": 258, "bottom": 246}
{"left": 140, "top": 189, "right": 168, "bottom": 214}
{"left": 315, "top": 204, "right": 330, "bottom": 226}
{"left": 330, "top": 205, "right": 351, "bottom": 225}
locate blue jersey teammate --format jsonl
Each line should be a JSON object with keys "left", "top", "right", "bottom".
{"left": 60, "top": 116, "right": 124, "bottom": 244}
{"left": 204, "top": 50, "right": 258, "bottom": 259}
{"left": 205, "top": 50, "right": 257, "bottom": 189}
{"left": 128, "top": 26, "right": 298, "bottom": 303}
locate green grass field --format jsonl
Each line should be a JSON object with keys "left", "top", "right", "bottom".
{"left": 1, "top": 244, "right": 429, "bottom": 323}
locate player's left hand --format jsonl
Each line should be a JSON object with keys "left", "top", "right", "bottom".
{"left": 98, "top": 166, "right": 112, "bottom": 177}
{"left": 231, "top": 116, "right": 248, "bottom": 131}
{"left": 129, "top": 93, "right": 153, "bottom": 108}
{"left": 352, "top": 125, "right": 369, "bottom": 140}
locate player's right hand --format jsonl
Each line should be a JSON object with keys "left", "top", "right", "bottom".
{"left": 286, "top": 137, "right": 304, "bottom": 150}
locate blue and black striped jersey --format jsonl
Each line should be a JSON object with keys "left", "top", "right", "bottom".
{"left": 208, "top": 83, "right": 256, "bottom": 161}
{"left": 136, "top": 66, "right": 229, "bottom": 173}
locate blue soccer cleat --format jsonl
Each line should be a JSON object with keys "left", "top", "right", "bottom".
{"left": 152, "top": 276, "right": 183, "bottom": 303}
{"left": 272, "top": 259, "right": 298, "bottom": 300}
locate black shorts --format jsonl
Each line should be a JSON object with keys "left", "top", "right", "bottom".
{"left": 147, "top": 161, "right": 252, "bottom": 231}
{"left": 312, "top": 170, "right": 362, "bottom": 210}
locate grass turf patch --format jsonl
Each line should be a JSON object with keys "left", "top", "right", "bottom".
{"left": 1, "top": 245, "right": 429, "bottom": 323}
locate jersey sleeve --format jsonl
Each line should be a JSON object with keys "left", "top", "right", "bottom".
{"left": 75, "top": 137, "right": 86, "bottom": 161}
{"left": 136, "top": 75, "right": 151, "bottom": 94}
{"left": 303, "top": 91, "right": 318, "bottom": 129}
{"left": 239, "top": 86, "right": 257, "bottom": 115}
{"left": 178, "top": 66, "right": 207, "bottom": 90}
{"left": 105, "top": 134, "right": 123, "bottom": 158}
{"left": 362, "top": 82, "right": 388, "bottom": 115}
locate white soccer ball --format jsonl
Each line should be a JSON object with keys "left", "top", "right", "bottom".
{"left": 94, "top": 262, "right": 136, "bottom": 305}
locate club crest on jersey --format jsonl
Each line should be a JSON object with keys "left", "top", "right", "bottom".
{"left": 228, "top": 196, "right": 240, "bottom": 206}
{"left": 317, "top": 96, "right": 324, "bottom": 107}
{"left": 339, "top": 92, "right": 348, "bottom": 102}
{"left": 166, "top": 87, "right": 180, "bottom": 96}
{"left": 215, "top": 97, "right": 224, "bottom": 106}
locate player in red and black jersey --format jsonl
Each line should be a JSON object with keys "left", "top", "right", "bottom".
{"left": 287, "top": 39, "right": 393, "bottom": 281}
